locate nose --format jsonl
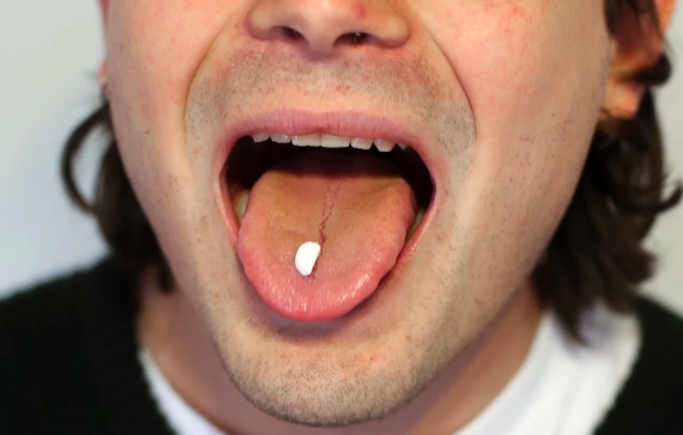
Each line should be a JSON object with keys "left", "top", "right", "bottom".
{"left": 247, "top": 0, "right": 410, "bottom": 56}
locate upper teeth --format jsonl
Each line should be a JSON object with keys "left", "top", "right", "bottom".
{"left": 251, "top": 133, "right": 408, "bottom": 152}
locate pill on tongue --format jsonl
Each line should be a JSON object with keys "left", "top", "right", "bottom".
{"left": 295, "top": 241, "right": 322, "bottom": 277}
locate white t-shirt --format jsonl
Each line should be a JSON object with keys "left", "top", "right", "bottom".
{"left": 139, "top": 305, "right": 640, "bottom": 435}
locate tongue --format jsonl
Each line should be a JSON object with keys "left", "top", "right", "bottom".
{"left": 237, "top": 150, "right": 416, "bottom": 321}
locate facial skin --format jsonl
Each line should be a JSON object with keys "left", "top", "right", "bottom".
{"left": 99, "top": 0, "right": 673, "bottom": 433}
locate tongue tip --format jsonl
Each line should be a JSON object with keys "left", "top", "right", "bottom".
{"left": 254, "top": 283, "right": 371, "bottom": 323}
{"left": 268, "top": 300, "right": 357, "bottom": 322}
{"left": 238, "top": 240, "right": 384, "bottom": 322}
{"left": 239, "top": 261, "right": 371, "bottom": 322}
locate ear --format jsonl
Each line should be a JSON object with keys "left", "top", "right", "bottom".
{"left": 98, "top": 0, "right": 109, "bottom": 27}
{"left": 603, "top": 0, "right": 676, "bottom": 119}
{"left": 97, "top": 0, "right": 109, "bottom": 90}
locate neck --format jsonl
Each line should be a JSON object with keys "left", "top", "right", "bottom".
{"left": 137, "top": 270, "right": 542, "bottom": 435}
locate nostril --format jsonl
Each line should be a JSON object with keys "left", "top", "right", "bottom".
{"left": 340, "top": 32, "right": 368, "bottom": 45}
{"left": 276, "top": 26, "right": 304, "bottom": 41}
{"left": 247, "top": 1, "right": 410, "bottom": 54}
{"left": 277, "top": 28, "right": 368, "bottom": 46}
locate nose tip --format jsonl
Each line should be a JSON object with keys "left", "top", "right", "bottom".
{"left": 248, "top": 0, "right": 410, "bottom": 56}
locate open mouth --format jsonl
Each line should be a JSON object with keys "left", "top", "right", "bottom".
{"left": 222, "top": 132, "right": 434, "bottom": 322}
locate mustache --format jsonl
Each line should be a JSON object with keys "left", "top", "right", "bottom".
{"left": 192, "top": 48, "right": 449, "bottom": 119}
{"left": 218, "top": 48, "right": 436, "bottom": 100}
{"left": 187, "top": 47, "right": 474, "bottom": 161}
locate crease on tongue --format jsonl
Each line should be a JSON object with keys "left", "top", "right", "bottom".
{"left": 237, "top": 151, "right": 416, "bottom": 321}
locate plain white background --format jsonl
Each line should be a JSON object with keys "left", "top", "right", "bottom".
{"left": 1, "top": 2, "right": 681, "bottom": 312}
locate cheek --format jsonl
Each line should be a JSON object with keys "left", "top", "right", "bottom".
{"left": 428, "top": 0, "right": 608, "bottom": 194}
{"left": 426, "top": 0, "right": 606, "bottom": 146}
{"left": 104, "top": 0, "right": 240, "bottom": 220}
{"left": 422, "top": 0, "right": 609, "bottom": 283}
{"left": 104, "top": 1, "right": 240, "bottom": 267}
{"left": 459, "top": 4, "right": 569, "bottom": 136}
{"left": 106, "top": 0, "right": 233, "bottom": 137}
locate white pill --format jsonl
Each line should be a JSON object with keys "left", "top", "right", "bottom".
{"left": 295, "top": 241, "right": 322, "bottom": 277}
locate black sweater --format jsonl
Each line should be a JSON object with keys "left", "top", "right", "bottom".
{"left": 1, "top": 258, "right": 683, "bottom": 434}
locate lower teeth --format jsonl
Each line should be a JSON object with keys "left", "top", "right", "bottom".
{"left": 233, "top": 190, "right": 250, "bottom": 223}
{"left": 405, "top": 208, "right": 425, "bottom": 241}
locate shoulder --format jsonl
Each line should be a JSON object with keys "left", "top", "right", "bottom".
{"left": 634, "top": 296, "right": 683, "bottom": 336}
{"left": 0, "top": 265, "right": 93, "bottom": 330}
{"left": 0, "top": 258, "right": 137, "bottom": 432}
{"left": 0, "top": 258, "right": 136, "bottom": 329}
{"left": 595, "top": 296, "right": 683, "bottom": 435}
{"left": 0, "top": 256, "right": 138, "bottom": 358}
{"left": 0, "top": 259, "right": 128, "bottom": 339}
{"left": 635, "top": 297, "right": 683, "bottom": 429}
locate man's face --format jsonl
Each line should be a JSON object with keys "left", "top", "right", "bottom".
{"left": 104, "top": 0, "right": 611, "bottom": 426}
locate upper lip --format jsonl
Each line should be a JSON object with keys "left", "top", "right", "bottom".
{"left": 214, "top": 109, "right": 441, "bottom": 181}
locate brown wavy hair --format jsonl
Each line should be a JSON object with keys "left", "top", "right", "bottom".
{"left": 62, "top": 0, "right": 681, "bottom": 337}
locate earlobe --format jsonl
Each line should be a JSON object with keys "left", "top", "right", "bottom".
{"left": 98, "top": 62, "right": 109, "bottom": 98}
{"left": 602, "top": 0, "right": 675, "bottom": 119}
{"left": 98, "top": 0, "right": 109, "bottom": 30}
{"left": 98, "top": 0, "right": 109, "bottom": 15}
{"left": 97, "top": 0, "right": 109, "bottom": 98}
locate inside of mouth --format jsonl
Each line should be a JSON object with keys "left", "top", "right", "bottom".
{"left": 225, "top": 136, "right": 434, "bottom": 235}
{"left": 223, "top": 135, "right": 435, "bottom": 320}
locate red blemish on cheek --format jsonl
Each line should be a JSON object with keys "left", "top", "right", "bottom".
{"left": 354, "top": 4, "right": 367, "bottom": 20}
{"left": 405, "top": 334, "right": 413, "bottom": 343}
{"left": 508, "top": 4, "right": 529, "bottom": 21}
{"left": 368, "top": 352, "right": 383, "bottom": 364}
{"left": 485, "top": 2, "right": 530, "bottom": 39}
